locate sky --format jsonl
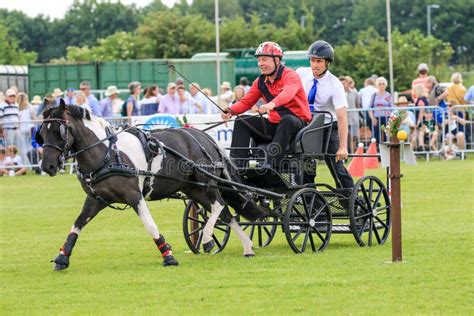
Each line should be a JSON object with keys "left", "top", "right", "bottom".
{"left": 0, "top": 0, "right": 181, "bottom": 19}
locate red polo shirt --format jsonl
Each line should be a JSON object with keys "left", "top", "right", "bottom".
{"left": 229, "top": 67, "right": 312, "bottom": 124}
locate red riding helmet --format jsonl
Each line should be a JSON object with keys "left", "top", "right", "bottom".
{"left": 255, "top": 41, "right": 283, "bottom": 59}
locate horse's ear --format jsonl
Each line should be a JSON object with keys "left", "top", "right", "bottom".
{"left": 59, "top": 98, "right": 66, "bottom": 111}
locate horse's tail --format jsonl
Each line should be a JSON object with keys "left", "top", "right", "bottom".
{"left": 190, "top": 128, "right": 269, "bottom": 221}
{"left": 220, "top": 154, "right": 270, "bottom": 222}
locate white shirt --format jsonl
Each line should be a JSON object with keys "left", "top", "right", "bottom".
{"left": 296, "top": 68, "right": 347, "bottom": 123}
{"left": 358, "top": 85, "right": 378, "bottom": 109}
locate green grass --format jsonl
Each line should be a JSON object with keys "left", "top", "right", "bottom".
{"left": 1, "top": 160, "right": 473, "bottom": 315}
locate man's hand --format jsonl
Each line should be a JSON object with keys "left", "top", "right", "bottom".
{"left": 221, "top": 108, "right": 232, "bottom": 120}
{"left": 335, "top": 147, "right": 348, "bottom": 162}
{"left": 258, "top": 102, "right": 276, "bottom": 114}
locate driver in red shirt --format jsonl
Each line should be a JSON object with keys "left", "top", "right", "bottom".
{"left": 222, "top": 41, "right": 312, "bottom": 168}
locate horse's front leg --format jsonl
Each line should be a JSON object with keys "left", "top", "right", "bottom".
{"left": 134, "top": 198, "right": 178, "bottom": 267}
{"left": 53, "top": 196, "right": 106, "bottom": 271}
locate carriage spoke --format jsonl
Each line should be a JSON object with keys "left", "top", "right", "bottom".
{"left": 374, "top": 206, "right": 389, "bottom": 214}
{"left": 212, "top": 234, "right": 222, "bottom": 248}
{"left": 258, "top": 226, "right": 263, "bottom": 246}
{"left": 371, "top": 189, "right": 383, "bottom": 210}
{"left": 292, "top": 206, "right": 307, "bottom": 221}
{"left": 187, "top": 216, "right": 206, "bottom": 225}
{"left": 368, "top": 178, "right": 374, "bottom": 205}
{"left": 189, "top": 226, "right": 204, "bottom": 236}
{"left": 375, "top": 216, "right": 389, "bottom": 229}
{"left": 360, "top": 183, "right": 371, "bottom": 208}
{"left": 291, "top": 226, "right": 305, "bottom": 242}
{"left": 368, "top": 217, "right": 374, "bottom": 246}
{"left": 214, "top": 225, "right": 228, "bottom": 233}
{"left": 263, "top": 226, "right": 272, "bottom": 237}
{"left": 355, "top": 197, "right": 370, "bottom": 214}
{"left": 308, "top": 231, "right": 316, "bottom": 251}
{"left": 354, "top": 212, "right": 371, "bottom": 220}
{"left": 357, "top": 218, "right": 369, "bottom": 237}
{"left": 312, "top": 227, "right": 326, "bottom": 243}
{"left": 249, "top": 225, "right": 255, "bottom": 240}
{"left": 301, "top": 230, "right": 310, "bottom": 252}
{"left": 373, "top": 223, "right": 382, "bottom": 244}
{"left": 195, "top": 232, "right": 203, "bottom": 248}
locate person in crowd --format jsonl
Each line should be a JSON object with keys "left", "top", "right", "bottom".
{"left": 99, "top": 86, "right": 119, "bottom": 118}
{"left": 217, "top": 81, "right": 233, "bottom": 109}
{"left": 0, "top": 92, "right": 5, "bottom": 104}
{"left": 0, "top": 89, "right": 21, "bottom": 147}
{"left": 177, "top": 85, "right": 202, "bottom": 114}
{"left": 125, "top": 81, "right": 141, "bottom": 117}
{"left": 64, "top": 88, "right": 76, "bottom": 105}
{"left": 30, "top": 95, "right": 42, "bottom": 119}
{"left": 36, "top": 94, "right": 56, "bottom": 118}
{"left": 358, "top": 77, "right": 378, "bottom": 129}
{"left": 52, "top": 88, "right": 63, "bottom": 104}
{"left": 189, "top": 82, "right": 212, "bottom": 114}
{"left": 79, "top": 81, "right": 100, "bottom": 116}
{"left": 411, "top": 63, "right": 430, "bottom": 102}
{"left": 9, "top": 86, "right": 19, "bottom": 95}
{"left": 368, "top": 76, "right": 392, "bottom": 144}
{"left": 413, "top": 84, "right": 428, "bottom": 129}
{"left": 447, "top": 72, "right": 467, "bottom": 106}
{"left": 16, "top": 92, "right": 34, "bottom": 165}
{"left": 346, "top": 76, "right": 357, "bottom": 92}
{"left": 444, "top": 101, "right": 466, "bottom": 152}
{"left": 426, "top": 76, "right": 448, "bottom": 107}
{"left": 222, "top": 41, "right": 311, "bottom": 169}
{"left": 231, "top": 85, "right": 246, "bottom": 105}
{"left": 75, "top": 91, "right": 92, "bottom": 112}
{"left": 296, "top": 40, "right": 353, "bottom": 189}
{"left": 417, "top": 110, "right": 440, "bottom": 153}
{"left": 0, "top": 147, "right": 9, "bottom": 176}
{"left": 141, "top": 85, "right": 161, "bottom": 116}
{"left": 340, "top": 76, "right": 360, "bottom": 153}
{"left": 239, "top": 77, "right": 251, "bottom": 94}
{"left": 464, "top": 85, "right": 474, "bottom": 104}
{"left": 175, "top": 77, "right": 192, "bottom": 98}
{"left": 393, "top": 96, "right": 416, "bottom": 146}
{"left": 3, "top": 145, "right": 27, "bottom": 176}
{"left": 158, "top": 82, "right": 181, "bottom": 115}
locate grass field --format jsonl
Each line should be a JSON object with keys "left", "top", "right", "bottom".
{"left": 1, "top": 160, "right": 473, "bottom": 315}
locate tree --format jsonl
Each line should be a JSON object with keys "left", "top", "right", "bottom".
{"left": 0, "top": 22, "right": 37, "bottom": 64}
{"left": 190, "top": 0, "right": 242, "bottom": 20}
{"left": 137, "top": 11, "right": 214, "bottom": 58}
{"left": 332, "top": 28, "right": 454, "bottom": 91}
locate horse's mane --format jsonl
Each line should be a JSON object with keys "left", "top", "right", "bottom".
{"left": 44, "top": 105, "right": 92, "bottom": 121}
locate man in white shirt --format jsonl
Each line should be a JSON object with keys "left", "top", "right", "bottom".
{"left": 296, "top": 40, "right": 354, "bottom": 190}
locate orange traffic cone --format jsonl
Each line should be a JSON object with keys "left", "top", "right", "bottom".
{"left": 348, "top": 143, "right": 365, "bottom": 177}
{"left": 364, "top": 138, "right": 380, "bottom": 169}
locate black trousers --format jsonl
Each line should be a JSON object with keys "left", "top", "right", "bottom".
{"left": 303, "top": 122, "right": 354, "bottom": 189}
{"left": 230, "top": 115, "right": 305, "bottom": 168}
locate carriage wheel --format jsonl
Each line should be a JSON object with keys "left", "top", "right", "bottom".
{"left": 283, "top": 188, "right": 332, "bottom": 253}
{"left": 183, "top": 200, "right": 231, "bottom": 254}
{"left": 239, "top": 199, "right": 279, "bottom": 247}
{"left": 349, "top": 176, "right": 391, "bottom": 247}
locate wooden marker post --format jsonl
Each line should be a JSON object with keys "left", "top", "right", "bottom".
{"left": 389, "top": 136, "right": 402, "bottom": 262}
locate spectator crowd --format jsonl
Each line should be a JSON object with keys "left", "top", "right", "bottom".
{"left": 1, "top": 62, "right": 473, "bottom": 176}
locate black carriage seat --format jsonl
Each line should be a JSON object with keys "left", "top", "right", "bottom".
{"left": 291, "top": 113, "right": 326, "bottom": 154}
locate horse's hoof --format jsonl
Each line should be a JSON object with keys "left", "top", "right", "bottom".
{"left": 203, "top": 240, "right": 215, "bottom": 253}
{"left": 244, "top": 253, "right": 255, "bottom": 257}
{"left": 52, "top": 254, "right": 69, "bottom": 271}
{"left": 162, "top": 255, "right": 179, "bottom": 267}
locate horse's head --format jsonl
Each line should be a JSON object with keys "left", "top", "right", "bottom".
{"left": 36, "top": 99, "right": 90, "bottom": 176}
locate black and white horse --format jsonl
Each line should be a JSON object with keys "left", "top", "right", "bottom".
{"left": 37, "top": 102, "right": 268, "bottom": 270}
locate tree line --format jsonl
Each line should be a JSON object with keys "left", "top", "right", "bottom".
{"left": 0, "top": 0, "right": 471, "bottom": 89}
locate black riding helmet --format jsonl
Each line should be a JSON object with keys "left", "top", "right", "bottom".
{"left": 307, "top": 40, "right": 334, "bottom": 63}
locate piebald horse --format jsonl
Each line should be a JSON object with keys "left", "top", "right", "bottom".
{"left": 37, "top": 102, "right": 268, "bottom": 270}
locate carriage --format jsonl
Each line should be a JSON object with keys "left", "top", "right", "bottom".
{"left": 183, "top": 112, "right": 391, "bottom": 254}
{"left": 38, "top": 103, "right": 390, "bottom": 270}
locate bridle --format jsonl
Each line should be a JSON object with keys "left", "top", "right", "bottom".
{"left": 35, "top": 118, "right": 71, "bottom": 169}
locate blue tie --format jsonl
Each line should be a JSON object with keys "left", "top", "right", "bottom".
{"left": 307, "top": 79, "right": 318, "bottom": 111}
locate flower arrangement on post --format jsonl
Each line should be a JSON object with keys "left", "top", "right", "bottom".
{"left": 382, "top": 110, "right": 407, "bottom": 141}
